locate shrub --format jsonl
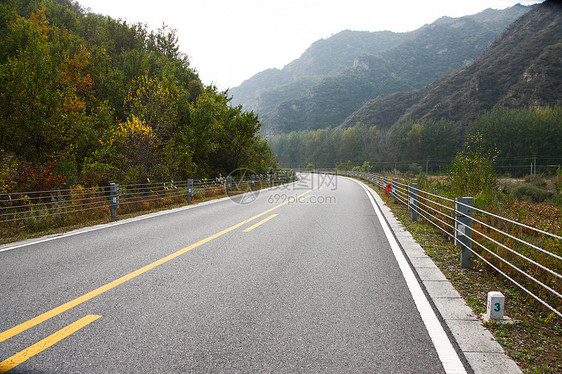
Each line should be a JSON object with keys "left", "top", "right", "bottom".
{"left": 446, "top": 134, "right": 498, "bottom": 207}
{"left": 524, "top": 175, "right": 547, "bottom": 188}
{"left": 448, "top": 153, "right": 498, "bottom": 207}
{"left": 408, "top": 163, "right": 422, "bottom": 177}
{"left": 511, "top": 183, "right": 552, "bottom": 203}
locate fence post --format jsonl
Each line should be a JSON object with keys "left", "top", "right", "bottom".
{"left": 110, "top": 183, "right": 119, "bottom": 219}
{"left": 267, "top": 173, "right": 271, "bottom": 187}
{"left": 408, "top": 183, "right": 418, "bottom": 222}
{"left": 187, "top": 178, "right": 194, "bottom": 204}
{"left": 455, "top": 197, "right": 473, "bottom": 269}
{"left": 251, "top": 174, "right": 256, "bottom": 191}
{"left": 392, "top": 178, "right": 399, "bottom": 204}
{"left": 226, "top": 176, "right": 233, "bottom": 195}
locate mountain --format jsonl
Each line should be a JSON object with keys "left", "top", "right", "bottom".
{"left": 229, "top": 30, "right": 409, "bottom": 113}
{"left": 347, "top": 0, "right": 561, "bottom": 130}
{"left": 230, "top": 4, "right": 530, "bottom": 134}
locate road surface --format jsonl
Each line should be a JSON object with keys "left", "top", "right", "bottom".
{"left": 0, "top": 173, "right": 467, "bottom": 373}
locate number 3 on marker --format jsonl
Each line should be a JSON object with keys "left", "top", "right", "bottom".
{"left": 494, "top": 303, "right": 501, "bottom": 312}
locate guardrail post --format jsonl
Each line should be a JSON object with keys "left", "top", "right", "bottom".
{"left": 251, "top": 174, "right": 256, "bottom": 191}
{"left": 226, "top": 176, "right": 233, "bottom": 195}
{"left": 110, "top": 183, "right": 119, "bottom": 219}
{"left": 392, "top": 178, "right": 398, "bottom": 204}
{"left": 187, "top": 178, "right": 194, "bottom": 204}
{"left": 383, "top": 176, "right": 388, "bottom": 189}
{"left": 408, "top": 183, "right": 418, "bottom": 222}
{"left": 455, "top": 197, "right": 473, "bottom": 269}
{"left": 267, "top": 173, "right": 271, "bottom": 187}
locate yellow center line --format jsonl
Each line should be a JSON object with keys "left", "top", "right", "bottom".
{"left": 243, "top": 214, "right": 278, "bottom": 233}
{"left": 0, "top": 315, "right": 101, "bottom": 373}
{"left": 0, "top": 188, "right": 314, "bottom": 344}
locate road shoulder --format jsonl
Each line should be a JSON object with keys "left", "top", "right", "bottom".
{"left": 362, "top": 180, "right": 522, "bottom": 374}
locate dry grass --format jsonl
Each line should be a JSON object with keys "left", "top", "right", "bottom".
{"left": 0, "top": 182, "right": 270, "bottom": 246}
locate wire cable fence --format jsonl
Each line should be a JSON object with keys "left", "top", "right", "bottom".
{"left": 327, "top": 169, "right": 561, "bottom": 318}
{"left": 0, "top": 171, "right": 295, "bottom": 238}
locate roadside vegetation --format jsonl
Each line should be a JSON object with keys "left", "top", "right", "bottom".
{"left": 0, "top": 0, "right": 277, "bottom": 194}
{"left": 269, "top": 106, "right": 561, "bottom": 175}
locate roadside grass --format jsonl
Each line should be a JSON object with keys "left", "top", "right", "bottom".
{"left": 372, "top": 186, "right": 562, "bottom": 373}
{"left": 0, "top": 192, "right": 227, "bottom": 246}
{"left": 0, "top": 183, "right": 275, "bottom": 246}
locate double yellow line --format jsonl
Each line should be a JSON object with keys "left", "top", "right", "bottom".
{"left": 0, "top": 188, "right": 315, "bottom": 372}
{"left": 0, "top": 315, "right": 100, "bottom": 372}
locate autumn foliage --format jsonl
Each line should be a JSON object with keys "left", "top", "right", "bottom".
{"left": 0, "top": 0, "right": 277, "bottom": 193}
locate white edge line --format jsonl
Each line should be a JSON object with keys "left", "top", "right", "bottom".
{"left": 0, "top": 183, "right": 295, "bottom": 253}
{"left": 355, "top": 178, "right": 467, "bottom": 374}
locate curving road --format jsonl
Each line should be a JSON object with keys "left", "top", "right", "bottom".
{"left": 0, "top": 173, "right": 468, "bottom": 373}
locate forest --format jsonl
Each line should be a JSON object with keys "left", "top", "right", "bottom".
{"left": 0, "top": 0, "right": 277, "bottom": 194}
{"left": 268, "top": 106, "right": 562, "bottom": 175}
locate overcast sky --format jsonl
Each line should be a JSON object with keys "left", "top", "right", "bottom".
{"left": 77, "top": 0, "right": 542, "bottom": 90}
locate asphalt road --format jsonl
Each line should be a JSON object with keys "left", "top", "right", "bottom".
{"left": 0, "top": 173, "right": 465, "bottom": 373}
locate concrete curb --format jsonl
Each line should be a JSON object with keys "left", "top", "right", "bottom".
{"left": 368, "top": 184, "right": 522, "bottom": 374}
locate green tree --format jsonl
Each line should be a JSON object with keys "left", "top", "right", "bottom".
{"left": 420, "top": 119, "right": 457, "bottom": 161}
{"left": 448, "top": 134, "right": 498, "bottom": 207}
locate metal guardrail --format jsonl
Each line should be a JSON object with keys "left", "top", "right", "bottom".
{"left": 0, "top": 171, "right": 296, "bottom": 229}
{"left": 314, "top": 169, "right": 561, "bottom": 318}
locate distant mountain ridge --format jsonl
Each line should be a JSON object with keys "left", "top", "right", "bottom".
{"left": 346, "top": 0, "right": 561, "bottom": 130}
{"left": 230, "top": 4, "right": 531, "bottom": 134}
{"left": 229, "top": 30, "right": 410, "bottom": 113}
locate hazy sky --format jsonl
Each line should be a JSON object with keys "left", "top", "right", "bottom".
{"left": 77, "top": 0, "right": 542, "bottom": 90}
